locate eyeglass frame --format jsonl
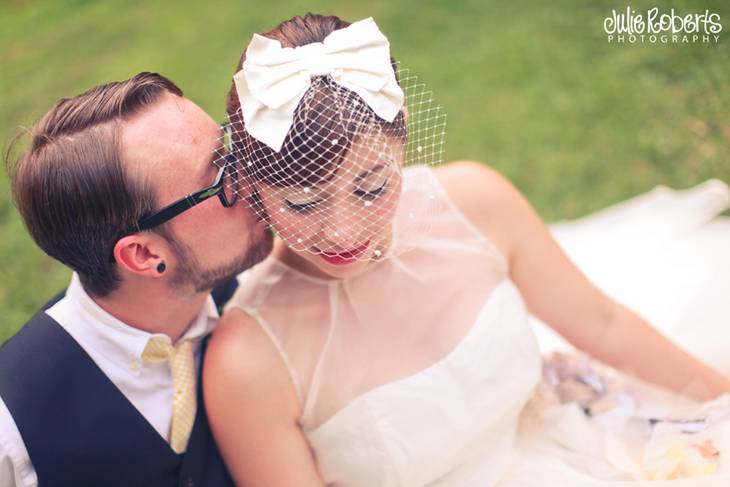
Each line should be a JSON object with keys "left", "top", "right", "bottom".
{"left": 123, "top": 122, "right": 240, "bottom": 235}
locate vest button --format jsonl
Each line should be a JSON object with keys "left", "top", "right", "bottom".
{"left": 182, "top": 475, "right": 194, "bottom": 487}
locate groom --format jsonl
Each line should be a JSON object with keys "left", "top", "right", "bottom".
{"left": 0, "top": 72, "right": 272, "bottom": 486}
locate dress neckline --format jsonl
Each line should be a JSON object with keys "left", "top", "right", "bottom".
{"left": 304, "top": 277, "right": 516, "bottom": 437}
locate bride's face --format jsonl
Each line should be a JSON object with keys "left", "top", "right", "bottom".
{"left": 256, "top": 136, "right": 403, "bottom": 278}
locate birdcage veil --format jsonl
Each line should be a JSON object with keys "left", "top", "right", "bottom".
{"left": 217, "top": 17, "right": 446, "bottom": 264}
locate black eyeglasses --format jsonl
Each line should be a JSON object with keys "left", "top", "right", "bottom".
{"left": 124, "top": 123, "right": 240, "bottom": 234}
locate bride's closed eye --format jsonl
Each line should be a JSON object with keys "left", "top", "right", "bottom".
{"left": 285, "top": 178, "right": 390, "bottom": 213}
{"left": 354, "top": 179, "right": 388, "bottom": 200}
{"left": 285, "top": 199, "right": 324, "bottom": 213}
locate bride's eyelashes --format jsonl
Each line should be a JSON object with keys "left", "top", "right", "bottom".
{"left": 284, "top": 180, "right": 390, "bottom": 214}
{"left": 355, "top": 182, "right": 387, "bottom": 200}
{"left": 286, "top": 199, "right": 323, "bottom": 213}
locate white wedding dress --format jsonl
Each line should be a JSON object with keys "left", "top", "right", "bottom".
{"left": 227, "top": 165, "right": 730, "bottom": 486}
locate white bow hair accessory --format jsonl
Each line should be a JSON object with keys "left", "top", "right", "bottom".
{"left": 233, "top": 17, "right": 405, "bottom": 152}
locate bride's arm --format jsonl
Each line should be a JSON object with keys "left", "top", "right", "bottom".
{"left": 203, "top": 308, "right": 326, "bottom": 487}
{"left": 437, "top": 161, "right": 730, "bottom": 401}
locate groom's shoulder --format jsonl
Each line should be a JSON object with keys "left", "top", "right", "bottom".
{"left": 39, "top": 289, "right": 67, "bottom": 312}
{"left": 0, "top": 289, "right": 71, "bottom": 404}
{"left": 0, "top": 289, "right": 66, "bottom": 363}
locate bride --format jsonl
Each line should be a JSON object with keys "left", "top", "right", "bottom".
{"left": 204, "top": 14, "right": 730, "bottom": 486}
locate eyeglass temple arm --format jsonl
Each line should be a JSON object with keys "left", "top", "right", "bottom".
{"left": 135, "top": 167, "right": 226, "bottom": 232}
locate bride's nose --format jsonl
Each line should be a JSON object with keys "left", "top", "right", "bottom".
{"left": 321, "top": 207, "right": 363, "bottom": 250}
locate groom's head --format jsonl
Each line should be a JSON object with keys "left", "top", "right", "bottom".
{"left": 9, "top": 72, "right": 271, "bottom": 298}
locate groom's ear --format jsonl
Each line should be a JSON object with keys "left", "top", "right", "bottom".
{"left": 113, "top": 234, "right": 168, "bottom": 277}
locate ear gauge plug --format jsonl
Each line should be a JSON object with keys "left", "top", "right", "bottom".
{"left": 156, "top": 262, "right": 166, "bottom": 274}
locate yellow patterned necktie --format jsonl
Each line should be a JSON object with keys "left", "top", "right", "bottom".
{"left": 141, "top": 336, "right": 197, "bottom": 454}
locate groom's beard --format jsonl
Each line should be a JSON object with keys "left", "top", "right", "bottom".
{"left": 166, "top": 226, "right": 273, "bottom": 294}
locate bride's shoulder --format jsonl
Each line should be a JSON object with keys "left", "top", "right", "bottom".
{"left": 204, "top": 308, "right": 300, "bottom": 415}
{"left": 433, "top": 160, "right": 528, "bottom": 259}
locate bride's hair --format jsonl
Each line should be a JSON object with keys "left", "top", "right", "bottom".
{"left": 225, "top": 13, "right": 407, "bottom": 189}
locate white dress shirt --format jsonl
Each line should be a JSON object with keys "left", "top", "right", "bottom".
{"left": 0, "top": 274, "right": 219, "bottom": 487}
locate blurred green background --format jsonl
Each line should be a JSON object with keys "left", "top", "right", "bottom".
{"left": 1, "top": 0, "right": 729, "bottom": 341}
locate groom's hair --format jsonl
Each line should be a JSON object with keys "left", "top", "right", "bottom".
{"left": 7, "top": 72, "right": 183, "bottom": 297}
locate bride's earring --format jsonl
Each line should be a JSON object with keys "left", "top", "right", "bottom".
{"left": 372, "top": 222, "right": 394, "bottom": 261}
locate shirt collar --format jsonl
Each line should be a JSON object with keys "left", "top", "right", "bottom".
{"left": 63, "top": 273, "right": 219, "bottom": 366}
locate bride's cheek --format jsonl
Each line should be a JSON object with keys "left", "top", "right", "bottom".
{"left": 272, "top": 213, "right": 320, "bottom": 246}
{"left": 373, "top": 183, "right": 401, "bottom": 227}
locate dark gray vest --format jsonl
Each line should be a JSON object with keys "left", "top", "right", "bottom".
{"left": 0, "top": 284, "right": 238, "bottom": 487}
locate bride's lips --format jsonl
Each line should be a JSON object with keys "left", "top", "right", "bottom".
{"left": 315, "top": 240, "right": 371, "bottom": 266}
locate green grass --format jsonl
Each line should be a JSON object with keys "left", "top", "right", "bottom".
{"left": 1, "top": 0, "right": 729, "bottom": 341}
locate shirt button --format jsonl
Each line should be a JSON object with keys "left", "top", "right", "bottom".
{"left": 128, "top": 360, "right": 141, "bottom": 373}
